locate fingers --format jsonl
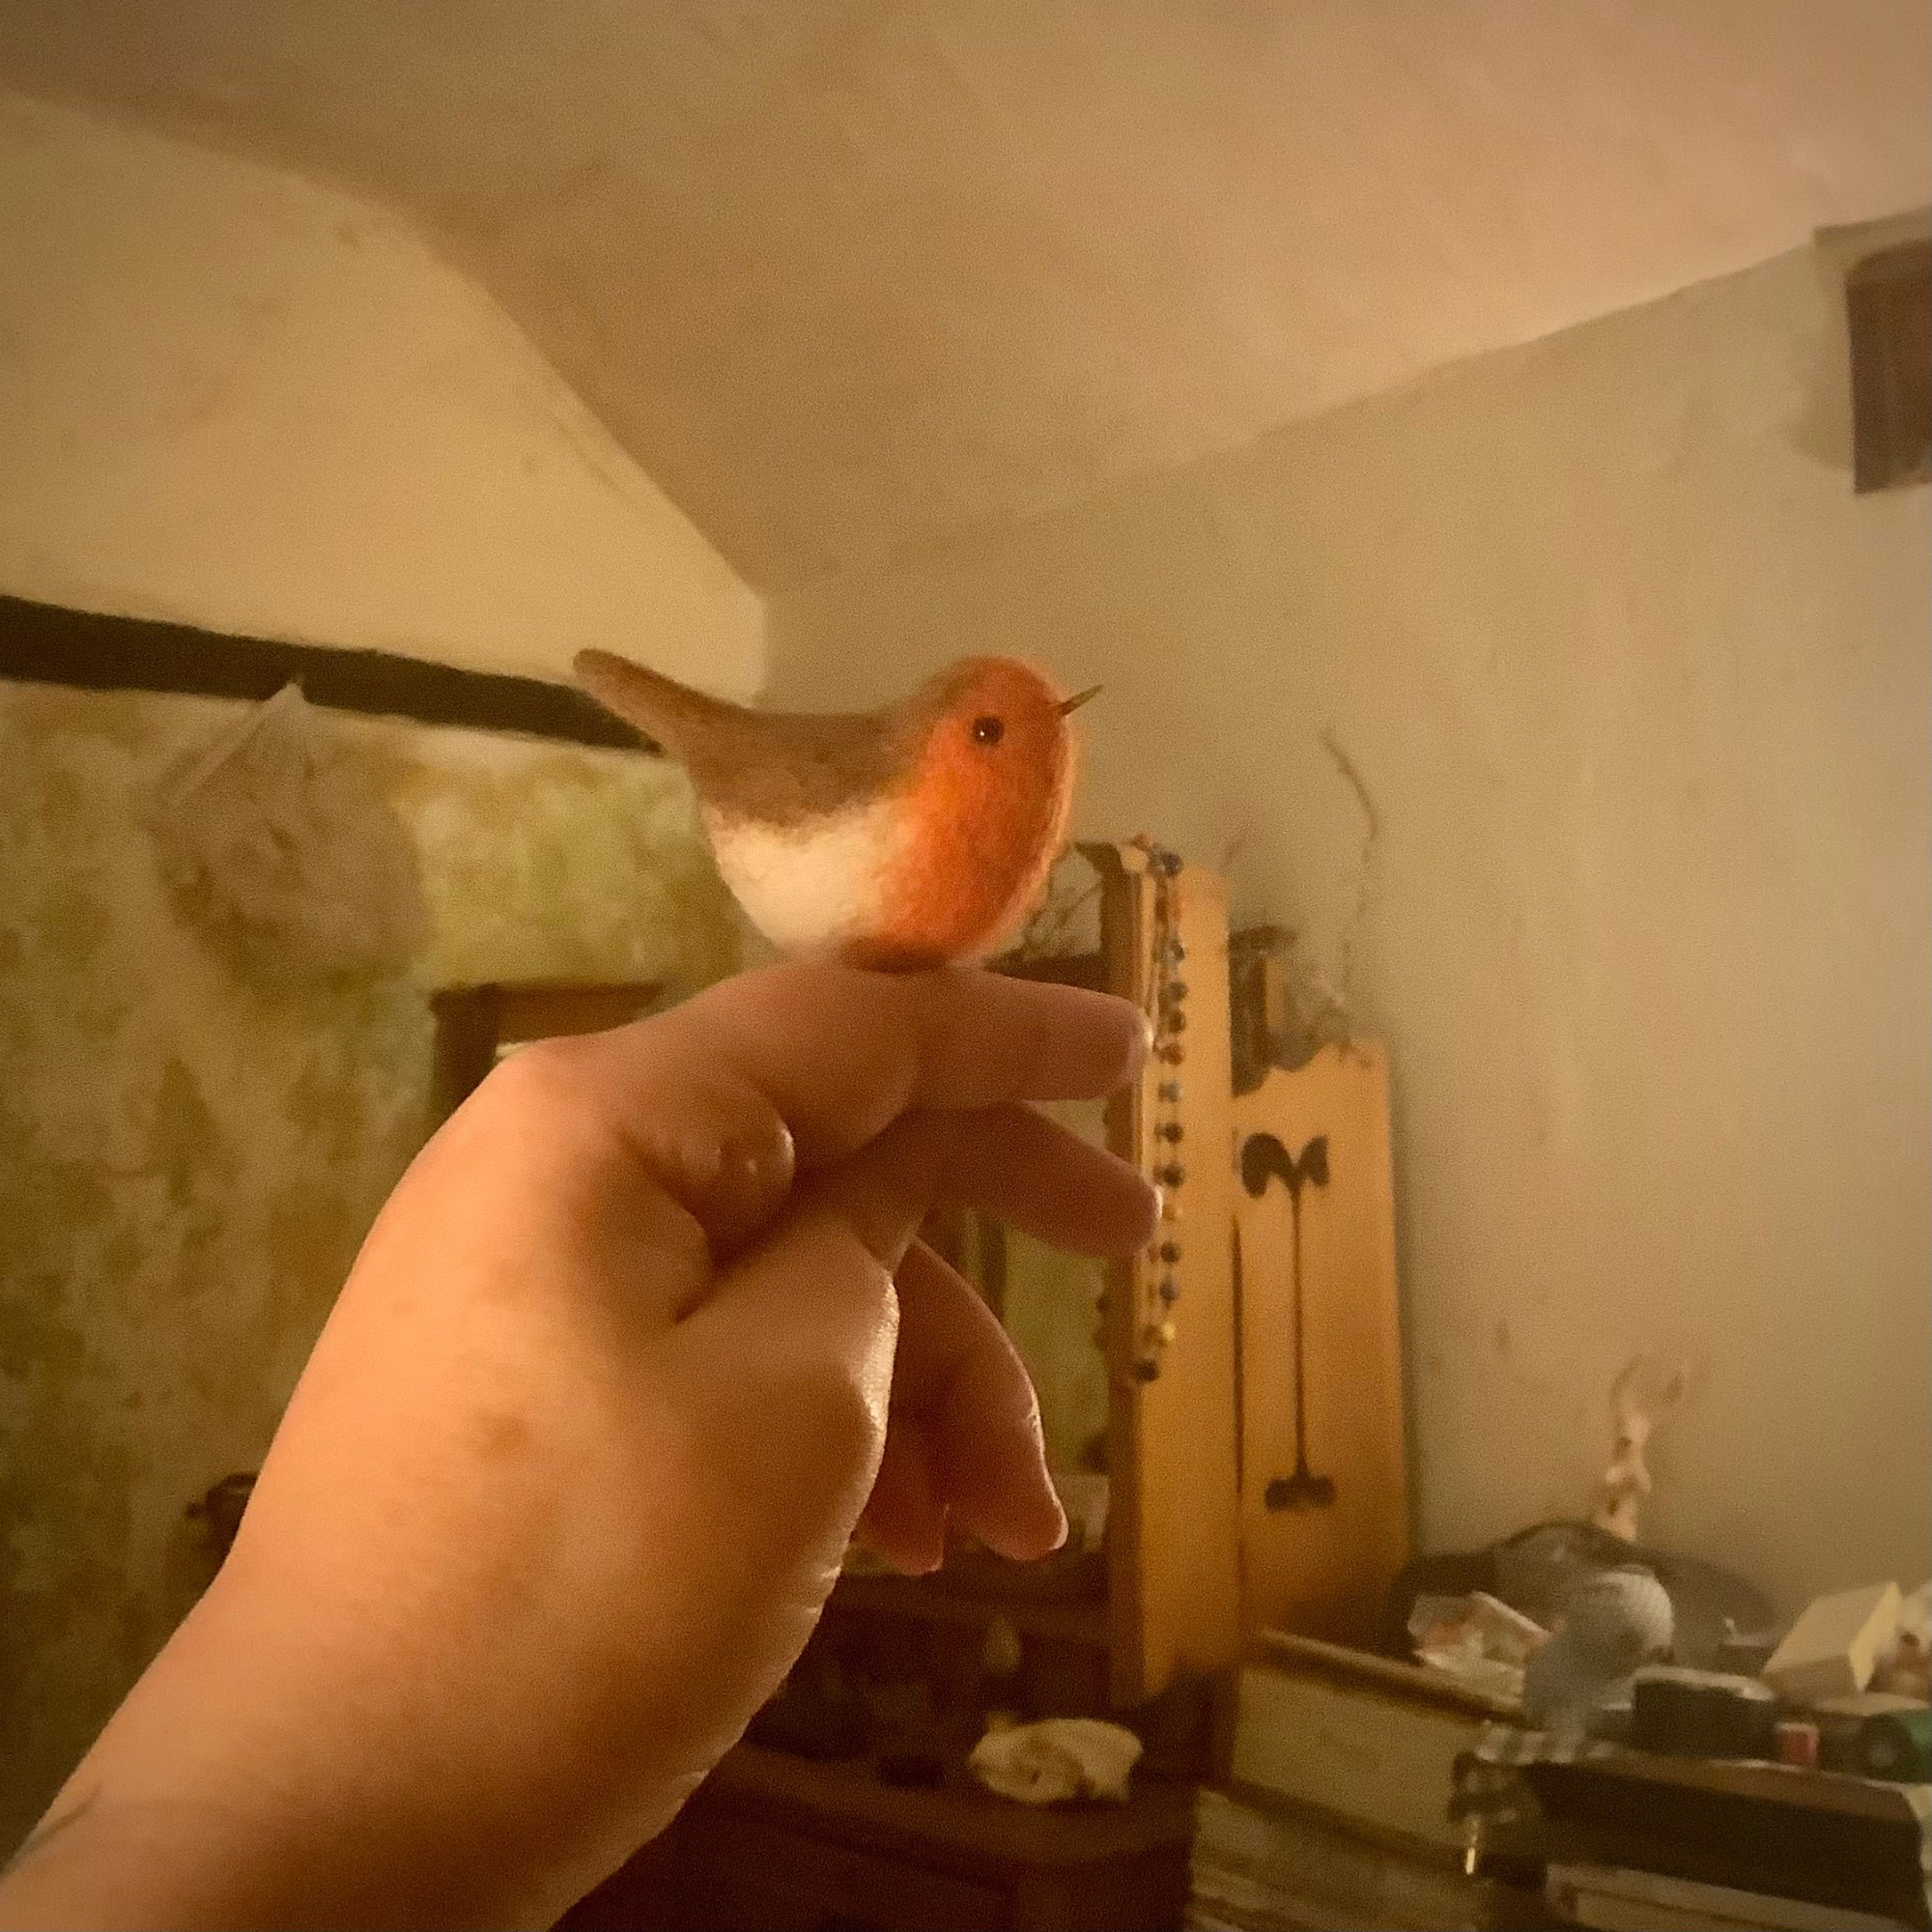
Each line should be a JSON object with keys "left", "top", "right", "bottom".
{"left": 857, "top": 1399, "right": 948, "bottom": 1576}
{"left": 671, "top": 1212, "right": 1063, "bottom": 1585}
{"left": 487, "top": 1045, "right": 799, "bottom": 1265}
{"left": 678, "top": 1117, "right": 1092, "bottom": 1578}
{"left": 580, "top": 961, "right": 1151, "bottom": 1177}
{"left": 654, "top": 1123, "right": 983, "bottom": 1592}
{"left": 858, "top": 1241, "right": 1066, "bottom": 1572}
{"left": 892, "top": 1240, "right": 1067, "bottom": 1559}
{"left": 716, "top": 1104, "right": 1154, "bottom": 1285}
{"left": 454, "top": 961, "right": 1151, "bottom": 1589}
{"left": 932, "top": 1105, "right": 1155, "bottom": 1261}
{"left": 772, "top": 1111, "right": 957, "bottom": 1276}
{"left": 480, "top": 963, "right": 1151, "bottom": 1319}
{"left": 654, "top": 1179, "right": 907, "bottom": 1592}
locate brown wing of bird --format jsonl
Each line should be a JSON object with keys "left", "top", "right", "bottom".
{"left": 574, "top": 649, "right": 947, "bottom": 829}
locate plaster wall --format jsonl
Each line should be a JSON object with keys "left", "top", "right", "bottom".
{"left": 769, "top": 238, "right": 1932, "bottom": 1618}
{"left": 0, "top": 90, "right": 762, "bottom": 693}
{"left": 0, "top": 97, "right": 753, "bottom": 1850}
{"left": 0, "top": 684, "right": 739, "bottom": 1851}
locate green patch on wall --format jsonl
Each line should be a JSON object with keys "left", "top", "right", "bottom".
{"left": 0, "top": 681, "right": 740, "bottom": 1851}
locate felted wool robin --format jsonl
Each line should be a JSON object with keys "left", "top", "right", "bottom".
{"left": 574, "top": 650, "right": 1100, "bottom": 972}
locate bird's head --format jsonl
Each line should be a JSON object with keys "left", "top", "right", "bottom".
{"left": 869, "top": 656, "right": 1100, "bottom": 967}
{"left": 908, "top": 656, "right": 1098, "bottom": 831}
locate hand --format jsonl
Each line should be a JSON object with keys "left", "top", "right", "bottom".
{"left": 0, "top": 963, "right": 1155, "bottom": 1931}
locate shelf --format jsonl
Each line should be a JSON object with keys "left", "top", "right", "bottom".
{"left": 987, "top": 948, "right": 1108, "bottom": 990}
{"left": 830, "top": 1569, "right": 1111, "bottom": 1646}
{"left": 707, "top": 1743, "right": 1197, "bottom": 1866}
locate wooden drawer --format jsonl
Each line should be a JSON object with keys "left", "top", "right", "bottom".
{"left": 677, "top": 1813, "right": 1010, "bottom": 1932}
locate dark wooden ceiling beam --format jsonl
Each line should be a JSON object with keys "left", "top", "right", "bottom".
{"left": 0, "top": 594, "right": 658, "bottom": 753}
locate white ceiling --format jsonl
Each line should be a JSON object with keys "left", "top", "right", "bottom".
{"left": 2, "top": 1, "right": 1926, "bottom": 591}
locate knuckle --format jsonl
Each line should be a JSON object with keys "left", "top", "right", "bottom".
{"left": 781, "top": 1293, "right": 896, "bottom": 1471}
{"left": 483, "top": 1034, "right": 579, "bottom": 1110}
{"left": 697, "top": 1070, "right": 794, "bottom": 1172}
{"left": 793, "top": 1364, "right": 890, "bottom": 1492}
{"left": 464, "top": 1037, "right": 606, "bottom": 1164}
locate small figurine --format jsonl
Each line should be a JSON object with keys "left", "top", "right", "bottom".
{"left": 576, "top": 650, "right": 1099, "bottom": 971}
{"left": 968, "top": 1717, "right": 1143, "bottom": 1805}
{"left": 1524, "top": 1565, "right": 1676, "bottom": 1746}
{"left": 1593, "top": 1354, "right": 1686, "bottom": 1544}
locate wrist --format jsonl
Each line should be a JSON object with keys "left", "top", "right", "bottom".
{"left": 0, "top": 1571, "right": 582, "bottom": 1932}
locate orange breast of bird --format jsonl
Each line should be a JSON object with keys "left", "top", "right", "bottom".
{"left": 852, "top": 700, "right": 1076, "bottom": 972}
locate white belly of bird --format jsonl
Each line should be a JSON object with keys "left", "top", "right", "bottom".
{"left": 706, "top": 798, "right": 905, "bottom": 959}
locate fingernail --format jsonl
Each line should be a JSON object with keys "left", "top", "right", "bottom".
{"left": 694, "top": 1122, "right": 797, "bottom": 1256}
{"left": 1129, "top": 1009, "right": 1155, "bottom": 1078}
{"left": 976, "top": 1424, "right": 1071, "bottom": 1562}
{"left": 989, "top": 1490, "right": 1067, "bottom": 1564}
{"left": 899, "top": 1537, "right": 947, "bottom": 1578}
{"left": 1046, "top": 1492, "right": 1070, "bottom": 1553}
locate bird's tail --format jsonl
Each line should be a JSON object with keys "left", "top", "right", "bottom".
{"left": 574, "top": 649, "right": 747, "bottom": 756}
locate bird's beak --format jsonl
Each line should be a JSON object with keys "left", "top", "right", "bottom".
{"left": 1059, "top": 684, "right": 1102, "bottom": 715}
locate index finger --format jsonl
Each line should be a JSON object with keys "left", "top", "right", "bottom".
{"left": 592, "top": 961, "right": 1150, "bottom": 1173}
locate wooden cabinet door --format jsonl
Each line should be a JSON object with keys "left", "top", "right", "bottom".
{"left": 1084, "top": 843, "right": 1242, "bottom": 1706}
{"left": 1232, "top": 1044, "right": 1409, "bottom": 1642}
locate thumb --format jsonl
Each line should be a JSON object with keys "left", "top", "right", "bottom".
{"left": 611, "top": 1119, "right": 954, "bottom": 1794}
{"left": 651, "top": 1112, "right": 960, "bottom": 1577}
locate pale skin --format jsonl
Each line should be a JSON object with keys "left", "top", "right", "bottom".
{"left": 0, "top": 963, "right": 1157, "bottom": 1932}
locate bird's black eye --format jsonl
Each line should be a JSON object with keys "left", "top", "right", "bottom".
{"left": 971, "top": 715, "right": 1005, "bottom": 747}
